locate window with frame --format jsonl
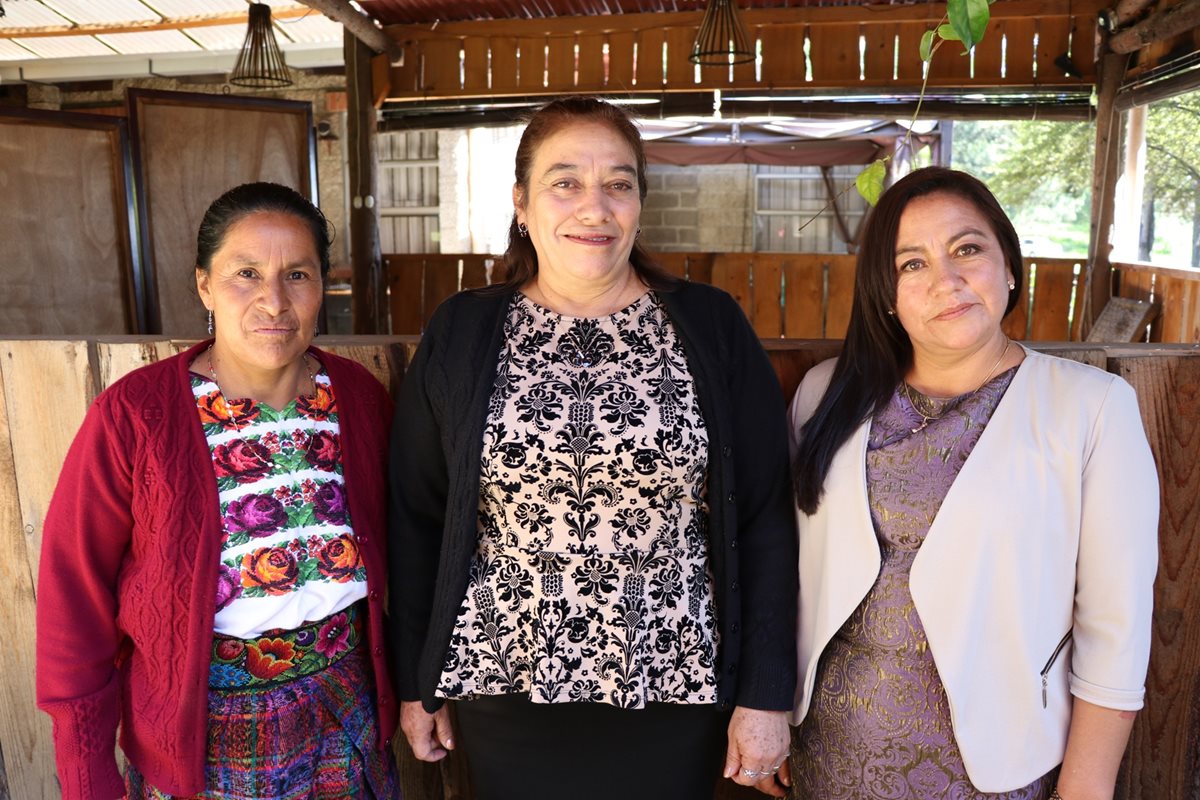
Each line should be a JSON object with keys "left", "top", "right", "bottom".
{"left": 754, "top": 165, "right": 869, "bottom": 254}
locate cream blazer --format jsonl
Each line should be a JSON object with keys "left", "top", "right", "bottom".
{"left": 789, "top": 347, "right": 1159, "bottom": 792}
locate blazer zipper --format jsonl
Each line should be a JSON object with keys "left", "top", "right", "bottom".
{"left": 1040, "top": 630, "right": 1073, "bottom": 708}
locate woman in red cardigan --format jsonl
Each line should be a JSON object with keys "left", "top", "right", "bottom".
{"left": 36, "top": 183, "right": 400, "bottom": 800}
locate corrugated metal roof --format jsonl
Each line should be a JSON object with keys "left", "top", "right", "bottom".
{"left": 0, "top": 2, "right": 72, "bottom": 27}
{"left": 97, "top": 28, "right": 203, "bottom": 53}
{"left": 13, "top": 34, "right": 117, "bottom": 58}
{"left": 40, "top": 0, "right": 161, "bottom": 25}
{"left": 0, "top": 1, "right": 344, "bottom": 73}
{"left": 0, "top": 38, "right": 36, "bottom": 59}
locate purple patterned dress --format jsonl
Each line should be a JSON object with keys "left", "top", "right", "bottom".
{"left": 794, "top": 367, "right": 1057, "bottom": 799}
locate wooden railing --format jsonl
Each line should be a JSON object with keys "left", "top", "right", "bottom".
{"left": 386, "top": 252, "right": 1091, "bottom": 342}
{"left": 1114, "top": 261, "right": 1200, "bottom": 343}
{"left": 1, "top": 338, "right": 1197, "bottom": 799}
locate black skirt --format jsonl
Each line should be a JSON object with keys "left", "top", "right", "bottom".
{"left": 453, "top": 695, "right": 730, "bottom": 800}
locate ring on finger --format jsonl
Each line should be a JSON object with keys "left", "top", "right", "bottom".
{"left": 741, "top": 768, "right": 762, "bottom": 779}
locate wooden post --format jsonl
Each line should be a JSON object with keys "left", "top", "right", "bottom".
{"left": 1114, "top": 104, "right": 1147, "bottom": 262}
{"left": 345, "top": 30, "right": 388, "bottom": 334}
{"left": 1084, "top": 51, "right": 1128, "bottom": 337}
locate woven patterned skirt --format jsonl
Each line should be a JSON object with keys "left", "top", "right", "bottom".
{"left": 126, "top": 604, "right": 400, "bottom": 800}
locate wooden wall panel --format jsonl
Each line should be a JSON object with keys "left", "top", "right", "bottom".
{"left": 517, "top": 37, "right": 546, "bottom": 91}
{"left": 129, "top": 90, "right": 314, "bottom": 338}
{"left": 751, "top": 255, "right": 785, "bottom": 338}
{"left": 806, "top": 22, "right": 860, "bottom": 85}
{"left": 0, "top": 340, "right": 96, "bottom": 800}
{"left": 711, "top": 254, "right": 753, "bottom": 321}
{"left": 388, "top": 255, "right": 424, "bottom": 334}
{"left": 546, "top": 35, "right": 576, "bottom": 90}
{"left": 1112, "top": 353, "right": 1200, "bottom": 800}
{"left": 488, "top": 36, "right": 520, "bottom": 94}
{"left": 577, "top": 32, "right": 607, "bottom": 90}
{"left": 607, "top": 31, "right": 636, "bottom": 92}
{"left": 861, "top": 23, "right": 895, "bottom": 83}
{"left": 1156, "top": 275, "right": 1200, "bottom": 344}
{"left": 758, "top": 25, "right": 808, "bottom": 87}
{"left": 665, "top": 26, "right": 699, "bottom": 88}
{"left": 1034, "top": 16, "right": 1072, "bottom": 83}
{"left": 462, "top": 38, "right": 490, "bottom": 94}
{"left": 999, "top": 17, "right": 1038, "bottom": 84}
{"left": 894, "top": 22, "right": 932, "bottom": 83}
{"left": 421, "top": 39, "right": 462, "bottom": 93}
{"left": 422, "top": 256, "right": 462, "bottom": 327}
{"left": 824, "top": 255, "right": 856, "bottom": 339}
{"left": 0, "top": 111, "right": 137, "bottom": 335}
{"left": 635, "top": 28, "right": 667, "bottom": 89}
{"left": 783, "top": 255, "right": 825, "bottom": 339}
{"left": 1028, "top": 259, "right": 1077, "bottom": 341}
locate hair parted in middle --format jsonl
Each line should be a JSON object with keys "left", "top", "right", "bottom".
{"left": 497, "top": 95, "right": 678, "bottom": 292}
{"left": 791, "top": 166, "right": 1024, "bottom": 515}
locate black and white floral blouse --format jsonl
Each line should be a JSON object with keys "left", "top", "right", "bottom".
{"left": 436, "top": 291, "right": 720, "bottom": 708}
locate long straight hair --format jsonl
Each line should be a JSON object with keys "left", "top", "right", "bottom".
{"left": 496, "top": 96, "right": 678, "bottom": 292}
{"left": 792, "top": 167, "right": 1024, "bottom": 514}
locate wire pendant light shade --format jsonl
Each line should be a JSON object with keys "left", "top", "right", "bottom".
{"left": 690, "top": 0, "right": 754, "bottom": 66}
{"left": 230, "top": 3, "right": 293, "bottom": 88}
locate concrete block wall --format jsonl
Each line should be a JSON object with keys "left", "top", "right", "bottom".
{"left": 641, "top": 164, "right": 754, "bottom": 253}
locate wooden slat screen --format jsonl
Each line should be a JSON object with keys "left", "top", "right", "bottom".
{"left": 385, "top": 253, "right": 1105, "bottom": 342}
{"left": 1114, "top": 262, "right": 1200, "bottom": 344}
{"left": 380, "top": 0, "right": 1104, "bottom": 102}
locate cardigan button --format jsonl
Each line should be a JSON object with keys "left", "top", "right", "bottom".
{"left": 729, "top": 538, "right": 738, "bottom": 549}
{"left": 358, "top": 535, "right": 368, "bottom": 544}
{"left": 374, "top": 646, "right": 383, "bottom": 656}
{"left": 730, "top": 581, "right": 739, "bottom": 592}
{"left": 727, "top": 492, "right": 735, "bottom": 504}
{"left": 722, "top": 445, "right": 732, "bottom": 457}
{"left": 731, "top": 622, "right": 740, "bottom": 634}
{"left": 728, "top": 662, "right": 737, "bottom": 675}
{"left": 370, "top": 590, "right": 380, "bottom": 601}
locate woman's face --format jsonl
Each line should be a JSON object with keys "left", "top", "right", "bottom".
{"left": 893, "top": 191, "right": 1014, "bottom": 363}
{"left": 514, "top": 120, "right": 642, "bottom": 293}
{"left": 197, "top": 210, "right": 323, "bottom": 375}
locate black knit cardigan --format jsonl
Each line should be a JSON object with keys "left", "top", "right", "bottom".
{"left": 387, "top": 280, "right": 798, "bottom": 713}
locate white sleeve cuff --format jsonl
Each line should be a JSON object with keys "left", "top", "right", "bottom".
{"left": 1068, "top": 671, "right": 1145, "bottom": 711}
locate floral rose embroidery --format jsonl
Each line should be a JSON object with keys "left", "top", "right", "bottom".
{"left": 224, "top": 493, "right": 287, "bottom": 537}
{"left": 316, "top": 534, "right": 361, "bottom": 582}
{"left": 245, "top": 638, "right": 299, "bottom": 679}
{"left": 313, "top": 482, "right": 348, "bottom": 525}
{"left": 241, "top": 547, "right": 300, "bottom": 595}
{"left": 197, "top": 392, "right": 258, "bottom": 430}
{"left": 315, "top": 612, "right": 352, "bottom": 658}
{"left": 305, "top": 431, "right": 341, "bottom": 472}
{"left": 212, "top": 440, "right": 274, "bottom": 483}
{"left": 214, "top": 638, "right": 245, "bottom": 661}
{"left": 298, "top": 382, "right": 336, "bottom": 420}
{"left": 214, "top": 564, "right": 243, "bottom": 611}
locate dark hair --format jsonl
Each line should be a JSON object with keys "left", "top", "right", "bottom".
{"left": 196, "top": 182, "right": 332, "bottom": 278}
{"left": 498, "top": 96, "right": 678, "bottom": 291}
{"left": 792, "top": 166, "right": 1024, "bottom": 514}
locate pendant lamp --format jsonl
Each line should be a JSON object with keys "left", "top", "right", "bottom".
{"left": 230, "top": 3, "right": 293, "bottom": 88}
{"left": 689, "top": 0, "right": 754, "bottom": 66}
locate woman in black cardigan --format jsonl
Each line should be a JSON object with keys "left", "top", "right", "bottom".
{"left": 388, "top": 97, "right": 797, "bottom": 799}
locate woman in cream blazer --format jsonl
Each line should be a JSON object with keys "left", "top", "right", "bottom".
{"left": 788, "top": 167, "right": 1158, "bottom": 799}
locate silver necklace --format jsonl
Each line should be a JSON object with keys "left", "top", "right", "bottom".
{"left": 206, "top": 345, "right": 315, "bottom": 430}
{"left": 903, "top": 337, "right": 1011, "bottom": 434}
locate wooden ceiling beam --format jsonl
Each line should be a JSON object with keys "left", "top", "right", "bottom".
{"left": 1109, "top": 0, "right": 1200, "bottom": 54}
{"left": 295, "top": 0, "right": 398, "bottom": 57}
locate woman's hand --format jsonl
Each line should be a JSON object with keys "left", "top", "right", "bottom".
{"left": 400, "top": 700, "right": 455, "bottom": 762}
{"left": 723, "top": 706, "right": 791, "bottom": 797}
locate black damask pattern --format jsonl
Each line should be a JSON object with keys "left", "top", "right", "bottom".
{"left": 436, "top": 292, "right": 719, "bottom": 708}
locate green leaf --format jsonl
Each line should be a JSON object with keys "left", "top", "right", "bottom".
{"left": 920, "top": 29, "right": 936, "bottom": 62}
{"left": 936, "top": 24, "right": 961, "bottom": 42}
{"left": 947, "top": 0, "right": 989, "bottom": 49}
{"left": 856, "top": 160, "right": 888, "bottom": 206}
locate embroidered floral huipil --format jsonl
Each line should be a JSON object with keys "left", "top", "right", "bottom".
{"left": 437, "top": 292, "right": 720, "bottom": 708}
{"left": 194, "top": 369, "right": 367, "bottom": 639}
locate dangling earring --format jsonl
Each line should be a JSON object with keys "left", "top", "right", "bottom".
{"left": 517, "top": 222, "right": 528, "bottom": 238}
{"left": 207, "top": 310, "right": 214, "bottom": 336}
{"left": 313, "top": 323, "right": 320, "bottom": 337}
{"left": 1008, "top": 280, "right": 1016, "bottom": 290}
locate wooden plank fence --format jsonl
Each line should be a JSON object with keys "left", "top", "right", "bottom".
{"left": 1, "top": 337, "right": 1197, "bottom": 799}
{"left": 387, "top": 253, "right": 1101, "bottom": 342}
{"left": 1115, "top": 261, "right": 1200, "bottom": 344}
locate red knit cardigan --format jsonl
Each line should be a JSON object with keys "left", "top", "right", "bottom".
{"left": 36, "top": 340, "right": 399, "bottom": 800}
